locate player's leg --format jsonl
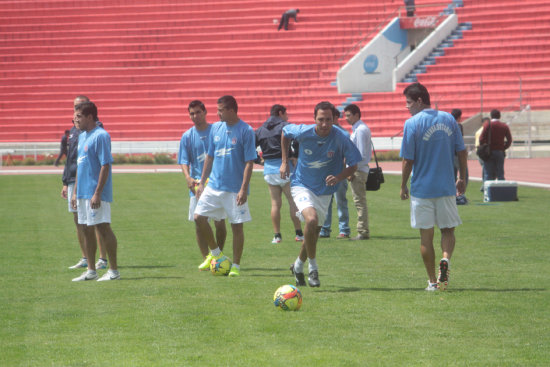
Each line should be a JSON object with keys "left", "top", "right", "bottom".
{"left": 268, "top": 184, "right": 283, "bottom": 242}
{"left": 420, "top": 227, "right": 436, "bottom": 284}
{"left": 231, "top": 223, "right": 244, "bottom": 267}
{"left": 95, "top": 222, "right": 118, "bottom": 270}
{"left": 281, "top": 183, "right": 303, "bottom": 240}
{"left": 214, "top": 219, "right": 227, "bottom": 251}
{"left": 94, "top": 226, "right": 108, "bottom": 269}
{"left": 335, "top": 180, "right": 350, "bottom": 237}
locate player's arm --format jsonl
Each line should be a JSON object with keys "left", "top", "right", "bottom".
{"left": 237, "top": 160, "right": 254, "bottom": 206}
{"left": 280, "top": 132, "right": 291, "bottom": 179}
{"left": 196, "top": 154, "right": 213, "bottom": 199}
{"left": 91, "top": 164, "right": 110, "bottom": 209}
{"left": 180, "top": 164, "right": 196, "bottom": 194}
{"left": 70, "top": 171, "right": 78, "bottom": 210}
{"left": 400, "top": 159, "right": 414, "bottom": 200}
{"left": 456, "top": 150, "right": 467, "bottom": 196}
{"left": 326, "top": 164, "right": 357, "bottom": 187}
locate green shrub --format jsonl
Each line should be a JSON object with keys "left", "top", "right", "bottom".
{"left": 153, "top": 153, "right": 175, "bottom": 164}
{"left": 22, "top": 157, "right": 36, "bottom": 166}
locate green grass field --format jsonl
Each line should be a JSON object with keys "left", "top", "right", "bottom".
{"left": 1, "top": 172, "right": 549, "bottom": 366}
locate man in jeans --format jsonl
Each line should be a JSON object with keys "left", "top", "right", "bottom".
{"left": 479, "top": 109, "right": 513, "bottom": 181}
{"left": 343, "top": 104, "right": 372, "bottom": 241}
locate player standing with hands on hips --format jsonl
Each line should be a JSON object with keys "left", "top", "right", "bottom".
{"left": 399, "top": 83, "right": 467, "bottom": 291}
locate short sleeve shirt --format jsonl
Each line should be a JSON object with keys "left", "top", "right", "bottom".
{"left": 76, "top": 127, "right": 114, "bottom": 202}
{"left": 283, "top": 124, "right": 362, "bottom": 196}
{"left": 400, "top": 109, "right": 465, "bottom": 198}
{"left": 207, "top": 120, "right": 257, "bottom": 193}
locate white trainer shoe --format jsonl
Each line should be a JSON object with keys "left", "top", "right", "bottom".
{"left": 97, "top": 270, "right": 121, "bottom": 281}
{"left": 68, "top": 258, "right": 88, "bottom": 269}
{"left": 72, "top": 270, "right": 98, "bottom": 282}
{"left": 425, "top": 281, "right": 439, "bottom": 291}
{"left": 95, "top": 258, "right": 108, "bottom": 270}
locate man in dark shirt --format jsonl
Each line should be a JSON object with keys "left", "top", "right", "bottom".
{"left": 54, "top": 130, "right": 70, "bottom": 166}
{"left": 278, "top": 9, "right": 299, "bottom": 31}
{"left": 479, "top": 109, "right": 513, "bottom": 181}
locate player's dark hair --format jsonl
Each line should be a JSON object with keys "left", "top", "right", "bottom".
{"left": 314, "top": 101, "right": 335, "bottom": 119}
{"left": 490, "top": 109, "right": 501, "bottom": 119}
{"left": 451, "top": 108, "right": 462, "bottom": 120}
{"left": 332, "top": 106, "right": 341, "bottom": 119}
{"left": 75, "top": 101, "right": 98, "bottom": 121}
{"left": 217, "top": 95, "right": 238, "bottom": 113}
{"left": 344, "top": 104, "right": 361, "bottom": 119}
{"left": 188, "top": 100, "right": 206, "bottom": 112}
{"left": 270, "top": 104, "right": 286, "bottom": 117}
{"left": 403, "top": 82, "right": 431, "bottom": 106}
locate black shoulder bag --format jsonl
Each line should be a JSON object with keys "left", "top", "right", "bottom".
{"left": 366, "top": 140, "right": 384, "bottom": 191}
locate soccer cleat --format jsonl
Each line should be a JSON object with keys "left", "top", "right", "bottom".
{"left": 308, "top": 270, "right": 320, "bottom": 287}
{"left": 438, "top": 259, "right": 450, "bottom": 291}
{"left": 337, "top": 233, "right": 350, "bottom": 239}
{"left": 198, "top": 254, "right": 213, "bottom": 271}
{"left": 68, "top": 258, "right": 88, "bottom": 269}
{"left": 295, "top": 235, "right": 304, "bottom": 242}
{"left": 97, "top": 270, "right": 121, "bottom": 281}
{"left": 425, "top": 281, "right": 439, "bottom": 291}
{"left": 290, "top": 264, "right": 306, "bottom": 286}
{"left": 95, "top": 258, "right": 108, "bottom": 270}
{"left": 228, "top": 265, "right": 240, "bottom": 277}
{"left": 72, "top": 270, "right": 98, "bottom": 282}
{"left": 271, "top": 236, "right": 282, "bottom": 244}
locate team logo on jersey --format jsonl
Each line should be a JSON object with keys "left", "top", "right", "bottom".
{"left": 304, "top": 149, "right": 313, "bottom": 155}
{"left": 200, "top": 135, "right": 207, "bottom": 140}
{"left": 306, "top": 160, "right": 330, "bottom": 169}
{"left": 317, "top": 141, "right": 326, "bottom": 146}
{"left": 214, "top": 136, "right": 221, "bottom": 142}
{"left": 215, "top": 148, "right": 234, "bottom": 157}
{"left": 231, "top": 137, "right": 237, "bottom": 145}
{"left": 77, "top": 155, "right": 86, "bottom": 165}
{"left": 327, "top": 151, "right": 334, "bottom": 158}
{"left": 197, "top": 152, "right": 207, "bottom": 163}
{"left": 84, "top": 145, "right": 88, "bottom": 152}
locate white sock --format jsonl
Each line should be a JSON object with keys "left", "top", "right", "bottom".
{"left": 232, "top": 263, "right": 240, "bottom": 269}
{"left": 308, "top": 258, "right": 318, "bottom": 272}
{"left": 87, "top": 269, "right": 97, "bottom": 275}
{"left": 211, "top": 247, "right": 221, "bottom": 257}
{"left": 294, "top": 258, "right": 304, "bottom": 273}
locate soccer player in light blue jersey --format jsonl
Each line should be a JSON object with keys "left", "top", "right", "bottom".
{"left": 70, "top": 101, "right": 120, "bottom": 282}
{"left": 194, "top": 96, "right": 257, "bottom": 277}
{"left": 178, "top": 100, "right": 227, "bottom": 271}
{"left": 281, "top": 101, "right": 362, "bottom": 287}
{"left": 400, "top": 82, "right": 467, "bottom": 291}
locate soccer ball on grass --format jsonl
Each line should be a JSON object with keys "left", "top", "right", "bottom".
{"left": 210, "top": 256, "right": 232, "bottom": 276}
{"left": 273, "top": 284, "right": 302, "bottom": 311}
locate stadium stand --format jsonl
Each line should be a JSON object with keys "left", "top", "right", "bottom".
{"left": 0, "top": 0, "right": 549, "bottom": 143}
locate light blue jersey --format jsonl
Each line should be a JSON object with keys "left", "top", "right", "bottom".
{"left": 207, "top": 120, "right": 257, "bottom": 193}
{"left": 178, "top": 125, "right": 211, "bottom": 197}
{"left": 400, "top": 109, "right": 465, "bottom": 198}
{"left": 283, "top": 124, "right": 362, "bottom": 196}
{"left": 76, "top": 126, "right": 113, "bottom": 202}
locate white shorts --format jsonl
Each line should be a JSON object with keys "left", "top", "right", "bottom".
{"left": 291, "top": 186, "right": 332, "bottom": 225}
{"left": 194, "top": 186, "right": 251, "bottom": 224}
{"left": 67, "top": 183, "right": 77, "bottom": 213}
{"left": 189, "top": 195, "right": 226, "bottom": 222}
{"left": 77, "top": 199, "right": 111, "bottom": 226}
{"left": 410, "top": 196, "right": 462, "bottom": 229}
{"left": 264, "top": 173, "right": 290, "bottom": 187}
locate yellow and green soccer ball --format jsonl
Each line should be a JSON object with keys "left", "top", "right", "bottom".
{"left": 273, "top": 284, "right": 302, "bottom": 311}
{"left": 210, "top": 255, "right": 232, "bottom": 276}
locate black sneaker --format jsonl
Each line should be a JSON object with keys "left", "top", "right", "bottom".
{"left": 289, "top": 264, "right": 306, "bottom": 286}
{"left": 308, "top": 270, "right": 320, "bottom": 287}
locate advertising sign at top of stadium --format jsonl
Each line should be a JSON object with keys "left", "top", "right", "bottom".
{"left": 400, "top": 15, "right": 442, "bottom": 29}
